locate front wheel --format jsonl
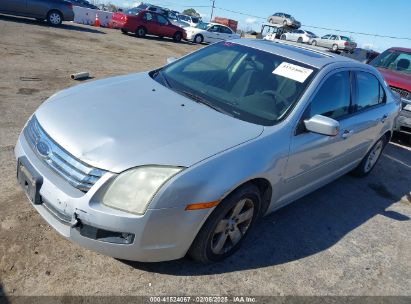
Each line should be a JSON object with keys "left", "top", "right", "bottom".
{"left": 280, "top": 34, "right": 286, "bottom": 40}
{"left": 297, "top": 37, "right": 303, "bottom": 43}
{"left": 189, "top": 184, "right": 261, "bottom": 263}
{"left": 194, "top": 34, "right": 203, "bottom": 44}
{"left": 47, "top": 10, "right": 62, "bottom": 26}
{"left": 351, "top": 136, "right": 387, "bottom": 177}
{"left": 311, "top": 40, "right": 317, "bottom": 46}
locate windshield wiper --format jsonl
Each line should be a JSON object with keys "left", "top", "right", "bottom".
{"left": 176, "top": 89, "right": 234, "bottom": 117}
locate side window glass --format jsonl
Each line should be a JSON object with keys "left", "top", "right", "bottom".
{"left": 209, "top": 25, "right": 219, "bottom": 32}
{"left": 157, "top": 15, "right": 168, "bottom": 25}
{"left": 144, "top": 12, "right": 153, "bottom": 21}
{"left": 322, "top": 35, "right": 330, "bottom": 39}
{"left": 309, "top": 71, "right": 351, "bottom": 119}
{"left": 354, "top": 72, "right": 384, "bottom": 110}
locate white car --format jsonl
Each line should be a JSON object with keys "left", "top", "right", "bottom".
{"left": 178, "top": 14, "right": 200, "bottom": 27}
{"left": 281, "top": 29, "right": 317, "bottom": 44}
{"left": 186, "top": 22, "right": 240, "bottom": 44}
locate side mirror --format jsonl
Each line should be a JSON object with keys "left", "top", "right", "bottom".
{"left": 166, "top": 57, "right": 177, "bottom": 64}
{"left": 304, "top": 114, "right": 340, "bottom": 136}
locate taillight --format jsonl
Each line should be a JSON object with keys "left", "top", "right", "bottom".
{"left": 344, "top": 41, "right": 349, "bottom": 46}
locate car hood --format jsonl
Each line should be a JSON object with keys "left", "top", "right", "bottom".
{"left": 35, "top": 73, "right": 264, "bottom": 173}
{"left": 377, "top": 67, "right": 411, "bottom": 92}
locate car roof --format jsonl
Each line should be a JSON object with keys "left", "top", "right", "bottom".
{"left": 388, "top": 47, "right": 411, "bottom": 53}
{"left": 233, "top": 39, "right": 358, "bottom": 69}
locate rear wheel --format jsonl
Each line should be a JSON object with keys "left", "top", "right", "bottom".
{"left": 194, "top": 34, "right": 203, "bottom": 44}
{"left": 173, "top": 31, "right": 182, "bottom": 42}
{"left": 280, "top": 34, "right": 286, "bottom": 40}
{"left": 47, "top": 10, "right": 62, "bottom": 26}
{"left": 351, "top": 136, "right": 387, "bottom": 177}
{"left": 135, "top": 26, "right": 146, "bottom": 38}
{"left": 297, "top": 37, "right": 303, "bottom": 43}
{"left": 311, "top": 40, "right": 317, "bottom": 46}
{"left": 121, "top": 28, "right": 127, "bottom": 34}
{"left": 189, "top": 184, "right": 261, "bottom": 263}
{"left": 332, "top": 44, "right": 338, "bottom": 52}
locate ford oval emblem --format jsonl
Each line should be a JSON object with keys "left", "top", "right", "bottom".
{"left": 36, "top": 140, "right": 51, "bottom": 158}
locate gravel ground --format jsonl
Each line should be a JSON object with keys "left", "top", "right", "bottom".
{"left": 0, "top": 15, "right": 410, "bottom": 298}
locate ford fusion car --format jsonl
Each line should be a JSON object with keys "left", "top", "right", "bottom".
{"left": 15, "top": 39, "right": 400, "bottom": 263}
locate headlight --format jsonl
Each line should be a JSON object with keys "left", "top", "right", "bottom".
{"left": 102, "top": 166, "right": 183, "bottom": 215}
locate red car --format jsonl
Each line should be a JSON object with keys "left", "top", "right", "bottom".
{"left": 370, "top": 47, "right": 411, "bottom": 137}
{"left": 112, "top": 10, "right": 186, "bottom": 42}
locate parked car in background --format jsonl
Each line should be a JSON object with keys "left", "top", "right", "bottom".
{"left": 66, "top": 0, "right": 97, "bottom": 9}
{"left": 258, "top": 23, "right": 288, "bottom": 40}
{"left": 311, "top": 34, "right": 357, "bottom": 52}
{"left": 339, "top": 48, "right": 380, "bottom": 64}
{"left": 280, "top": 29, "right": 317, "bottom": 44}
{"left": 15, "top": 40, "right": 399, "bottom": 263}
{"left": 186, "top": 22, "right": 240, "bottom": 44}
{"left": 212, "top": 17, "right": 238, "bottom": 33}
{"left": 267, "top": 12, "right": 301, "bottom": 28}
{"left": 118, "top": 10, "right": 186, "bottom": 42}
{"left": 165, "top": 11, "right": 188, "bottom": 28}
{"left": 178, "top": 14, "right": 200, "bottom": 27}
{"left": 0, "top": 0, "right": 74, "bottom": 25}
{"left": 370, "top": 47, "right": 411, "bottom": 137}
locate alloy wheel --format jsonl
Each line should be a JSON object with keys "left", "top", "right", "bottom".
{"left": 211, "top": 198, "right": 254, "bottom": 255}
{"left": 364, "top": 140, "right": 383, "bottom": 173}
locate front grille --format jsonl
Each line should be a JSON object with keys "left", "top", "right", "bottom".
{"left": 390, "top": 86, "right": 410, "bottom": 99}
{"left": 24, "top": 116, "right": 106, "bottom": 192}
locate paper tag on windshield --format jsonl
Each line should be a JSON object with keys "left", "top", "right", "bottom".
{"left": 273, "top": 62, "right": 313, "bottom": 83}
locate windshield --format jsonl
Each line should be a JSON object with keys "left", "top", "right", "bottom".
{"left": 370, "top": 50, "right": 411, "bottom": 75}
{"left": 196, "top": 22, "right": 210, "bottom": 30}
{"left": 152, "top": 42, "right": 317, "bottom": 126}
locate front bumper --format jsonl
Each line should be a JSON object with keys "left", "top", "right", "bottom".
{"left": 395, "top": 109, "right": 411, "bottom": 134}
{"left": 15, "top": 133, "right": 209, "bottom": 262}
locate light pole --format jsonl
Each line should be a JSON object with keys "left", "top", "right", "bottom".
{"left": 210, "top": 0, "right": 215, "bottom": 21}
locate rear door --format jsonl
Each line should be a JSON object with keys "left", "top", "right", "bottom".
{"left": 0, "top": 0, "right": 27, "bottom": 14}
{"left": 346, "top": 70, "right": 390, "bottom": 158}
{"left": 141, "top": 11, "right": 158, "bottom": 35}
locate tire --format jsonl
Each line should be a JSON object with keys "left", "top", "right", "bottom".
{"left": 173, "top": 31, "right": 182, "bottom": 43}
{"left": 189, "top": 184, "right": 261, "bottom": 263}
{"left": 297, "top": 37, "right": 303, "bottom": 43}
{"left": 351, "top": 136, "right": 388, "bottom": 177}
{"left": 280, "top": 34, "right": 286, "bottom": 40}
{"left": 283, "top": 20, "right": 287, "bottom": 26}
{"left": 46, "top": 10, "right": 63, "bottom": 26}
{"left": 135, "top": 26, "right": 146, "bottom": 38}
{"left": 121, "top": 28, "right": 127, "bottom": 34}
{"left": 193, "top": 34, "right": 203, "bottom": 44}
{"left": 332, "top": 44, "right": 338, "bottom": 52}
{"left": 311, "top": 40, "right": 317, "bottom": 46}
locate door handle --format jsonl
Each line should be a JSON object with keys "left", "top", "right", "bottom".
{"left": 342, "top": 129, "right": 354, "bottom": 139}
{"left": 381, "top": 114, "right": 388, "bottom": 123}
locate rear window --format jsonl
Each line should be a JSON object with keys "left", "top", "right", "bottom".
{"left": 340, "top": 36, "right": 351, "bottom": 41}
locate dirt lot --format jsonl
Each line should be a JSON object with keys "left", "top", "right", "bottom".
{"left": 0, "top": 15, "right": 411, "bottom": 297}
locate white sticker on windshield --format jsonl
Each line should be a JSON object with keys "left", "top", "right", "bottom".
{"left": 272, "top": 62, "right": 313, "bottom": 83}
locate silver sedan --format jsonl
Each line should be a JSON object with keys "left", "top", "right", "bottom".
{"left": 15, "top": 39, "right": 400, "bottom": 263}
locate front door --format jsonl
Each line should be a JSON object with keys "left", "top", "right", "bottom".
{"left": 280, "top": 70, "right": 358, "bottom": 204}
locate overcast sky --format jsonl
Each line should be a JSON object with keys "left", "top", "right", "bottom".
{"left": 98, "top": 0, "right": 411, "bottom": 52}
